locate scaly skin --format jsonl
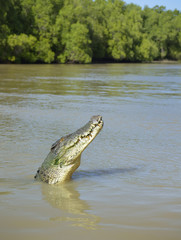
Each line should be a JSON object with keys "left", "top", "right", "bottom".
{"left": 35, "top": 115, "right": 103, "bottom": 184}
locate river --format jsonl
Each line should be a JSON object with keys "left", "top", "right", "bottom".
{"left": 0, "top": 63, "right": 181, "bottom": 240}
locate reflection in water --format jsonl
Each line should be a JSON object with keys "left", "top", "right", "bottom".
{"left": 41, "top": 167, "right": 137, "bottom": 229}
{"left": 41, "top": 182, "right": 100, "bottom": 230}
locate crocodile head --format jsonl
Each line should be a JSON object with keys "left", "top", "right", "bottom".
{"left": 35, "top": 115, "right": 103, "bottom": 184}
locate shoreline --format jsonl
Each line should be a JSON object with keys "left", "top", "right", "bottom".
{"left": 0, "top": 59, "right": 180, "bottom": 65}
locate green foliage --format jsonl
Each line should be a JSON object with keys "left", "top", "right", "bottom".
{"left": 36, "top": 38, "right": 55, "bottom": 63}
{"left": 7, "top": 33, "right": 37, "bottom": 63}
{"left": 0, "top": 25, "right": 10, "bottom": 62}
{"left": 87, "top": 0, "right": 108, "bottom": 59}
{"left": 0, "top": 0, "right": 181, "bottom": 63}
{"left": 58, "top": 23, "right": 92, "bottom": 63}
{"left": 136, "top": 37, "right": 159, "bottom": 61}
{"left": 32, "top": 0, "right": 53, "bottom": 37}
{"left": 167, "top": 14, "right": 181, "bottom": 60}
{"left": 106, "top": 0, "right": 126, "bottom": 60}
{"left": 142, "top": 6, "right": 181, "bottom": 60}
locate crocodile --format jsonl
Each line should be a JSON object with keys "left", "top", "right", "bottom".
{"left": 35, "top": 115, "right": 103, "bottom": 184}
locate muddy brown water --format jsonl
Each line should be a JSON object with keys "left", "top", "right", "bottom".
{"left": 0, "top": 63, "right": 181, "bottom": 240}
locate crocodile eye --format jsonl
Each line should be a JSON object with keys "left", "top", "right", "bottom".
{"left": 59, "top": 137, "right": 64, "bottom": 143}
{"left": 51, "top": 137, "right": 65, "bottom": 151}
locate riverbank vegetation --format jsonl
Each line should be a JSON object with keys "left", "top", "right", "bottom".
{"left": 0, "top": 0, "right": 181, "bottom": 63}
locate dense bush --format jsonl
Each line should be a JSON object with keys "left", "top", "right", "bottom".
{"left": 0, "top": 0, "right": 180, "bottom": 63}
